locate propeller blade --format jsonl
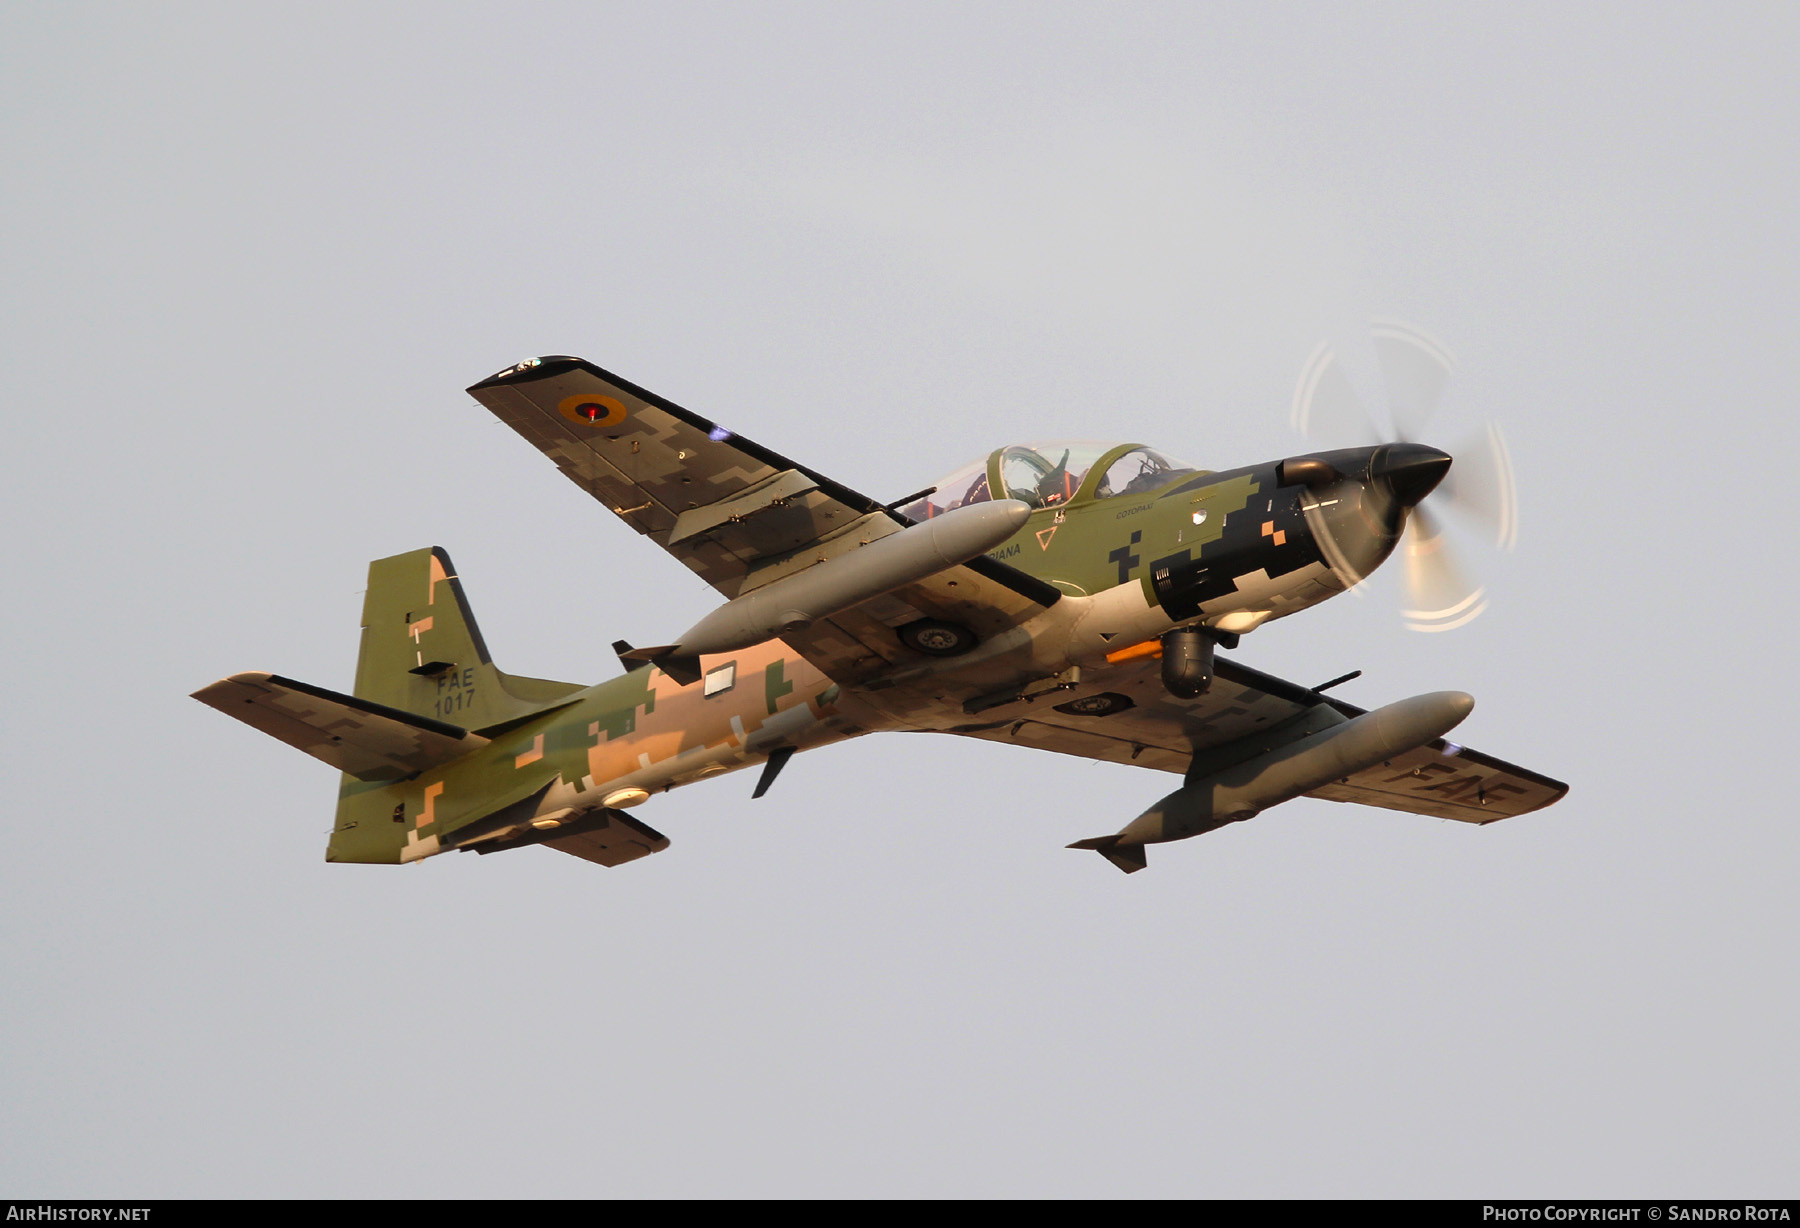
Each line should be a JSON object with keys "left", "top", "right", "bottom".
{"left": 1291, "top": 340, "right": 1381, "bottom": 445}
{"left": 1439, "top": 420, "right": 1519, "bottom": 551}
{"left": 1400, "top": 505, "right": 1488, "bottom": 633}
{"left": 1292, "top": 320, "right": 1514, "bottom": 632}
{"left": 1372, "top": 319, "right": 1455, "bottom": 443}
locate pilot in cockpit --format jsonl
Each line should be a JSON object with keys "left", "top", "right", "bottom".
{"left": 898, "top": 442, "right": 1199, "bottom": 521}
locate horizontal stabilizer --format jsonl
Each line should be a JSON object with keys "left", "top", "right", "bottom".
{"left": 462, "top": 805, "right": 670, "bottom": 867}
{"left": 543, "top": 809, "right": 671, "bottom": 867}
{"left": 192, "top": 672, "right": 488, "bottom": 781}
{"left": 1066, "top": 835, "right": 1148, "bottom": 874}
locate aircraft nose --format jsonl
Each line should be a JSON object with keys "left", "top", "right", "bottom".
{"left": 1371, "top": 443, "right": 1452, "bottom": 507}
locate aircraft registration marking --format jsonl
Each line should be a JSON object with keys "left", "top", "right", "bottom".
{"left": 1378, "top": 760, "right": 1530, "bottom": 805}
{"left": 433, "top": 667, "right": 479, "bottom": 718}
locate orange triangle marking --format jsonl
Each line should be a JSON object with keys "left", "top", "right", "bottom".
{"left": 1036, "top": 526, "right": 1059, "bottom": 550}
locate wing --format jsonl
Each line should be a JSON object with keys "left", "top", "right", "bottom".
{"left": 467, "top": 356, "right": 1060, "bottom": 686}
{"left": 1305, "top": 738, "right": 1567, "bottom": 823}
{"left": 191, "top": 672, "right": 488, "bottom": 781}
{"left": 942, "top": 656, "right": 1566, "bottom": 824}
{"left": 468, "top": 356, "right": 889, "bottom": 599}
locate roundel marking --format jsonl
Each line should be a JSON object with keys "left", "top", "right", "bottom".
{"left": 1052, "top": 691, "right": 1136, "bottom": 717}
{"left": 558, "top": 394, "right": 628, "bottom": 428}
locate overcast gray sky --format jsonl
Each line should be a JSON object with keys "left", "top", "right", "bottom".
{"left": 3, "top": 2, "right": 1795, "bottom": 1198}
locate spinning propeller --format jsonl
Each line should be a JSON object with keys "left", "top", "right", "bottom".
{"left": 1290, "top": 320, "right": 1518, "bottom": 632}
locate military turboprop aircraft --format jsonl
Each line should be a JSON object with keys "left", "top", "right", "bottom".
{"left": 194, "top": 355, "right": 1566, "bottom": 874}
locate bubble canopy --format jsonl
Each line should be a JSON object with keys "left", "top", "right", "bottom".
{"left": 897, "top": 441, "right": 1204, "bottom": 522}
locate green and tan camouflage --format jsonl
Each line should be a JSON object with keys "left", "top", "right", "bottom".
{"left": 193, "top": 356, "right": 1567, "bottom": 874}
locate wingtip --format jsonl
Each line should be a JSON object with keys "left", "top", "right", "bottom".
{"left": 191, "top": 671, "right": 273, "bottom": 702}
{"left": 467, "top": 355, "right": 588, "bottom": 392}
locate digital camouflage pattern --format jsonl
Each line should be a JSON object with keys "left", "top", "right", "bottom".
{"left": 193, "top": 356, "right": 1566, "bottom": 873}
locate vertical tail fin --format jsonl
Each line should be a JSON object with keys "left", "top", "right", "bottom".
{"left": 354, "top": 547, "right": 584, "bottom": 733}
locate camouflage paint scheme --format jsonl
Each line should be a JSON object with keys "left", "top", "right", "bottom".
{"left": 280, "top": 546, "right": 875, "bottom": 867}
{"left": 193, "top": 356, "right": 1566, "bottom": 872}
